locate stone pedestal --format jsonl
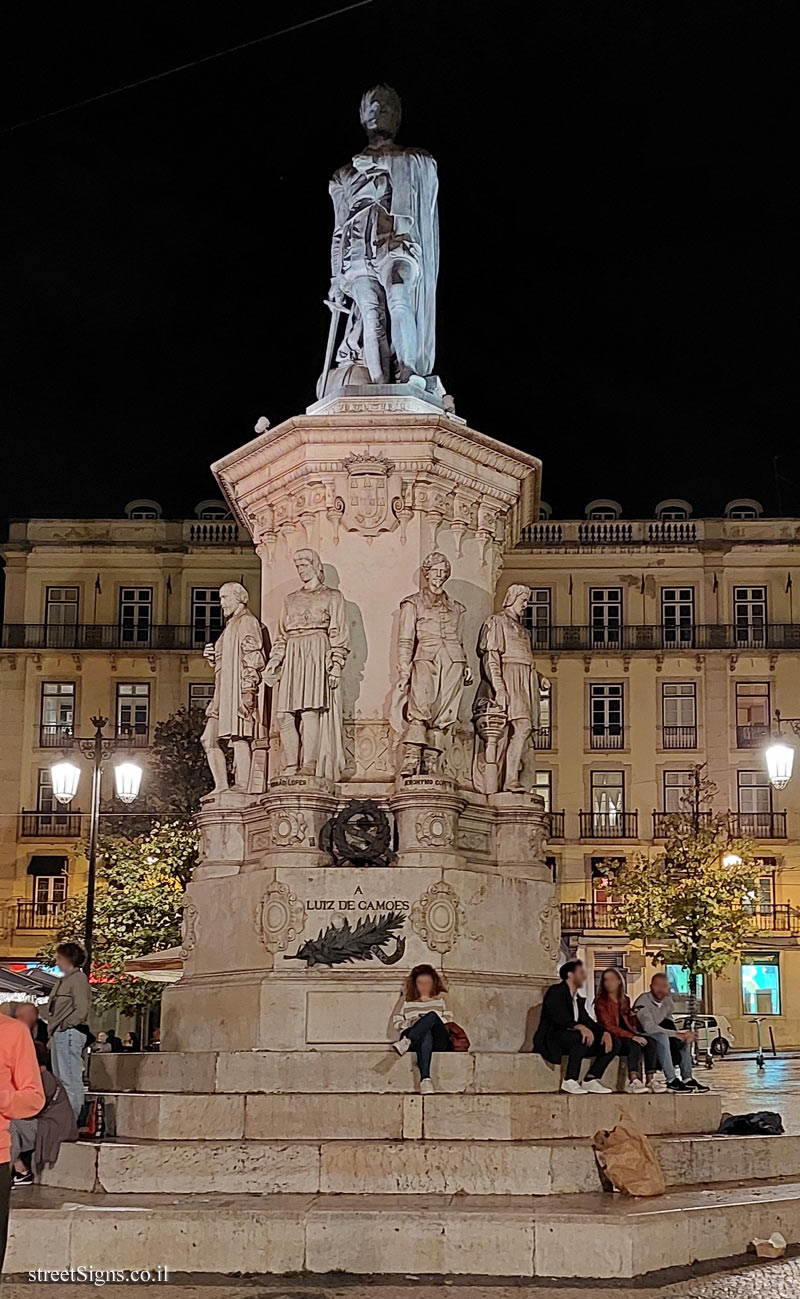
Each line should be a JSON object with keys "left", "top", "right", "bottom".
{"left": 161, "top": 393, "right": 551, "bottom": 1054}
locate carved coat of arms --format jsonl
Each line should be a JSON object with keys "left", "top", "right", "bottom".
{"left": 343, "top": 452, "right": 396, "bottom": 536}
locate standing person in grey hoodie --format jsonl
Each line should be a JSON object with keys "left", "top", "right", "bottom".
{"left": 633, "top": 972, "right": 709, "bottom": 1093}
{"left": 47, "top": 943, "right": 92, "bottom": 1118}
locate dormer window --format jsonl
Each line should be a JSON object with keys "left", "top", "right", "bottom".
{"left": 538, "top": 500, "right": 553, "bottom": 521}
{"left": 130, "top": 508, "right": 157, "bottom": 520}
{"left": 655, "top": 499, "right": 692, "bottom": 522}
{"left": 725, "top": 498, "right": 763, "bottom": 520}
{"left": 124, "top": 498, "right": 162, "bottom": 520}
{"left": 194, "top": 499, "right": 230, "bottom": 521}
{"left": 584, "top": 499, "right": 622, "bottom": 521}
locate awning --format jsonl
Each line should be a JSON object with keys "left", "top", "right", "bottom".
{"left": 124, "top": 948, "right": 183, "bottom": 984}
{"left": 27, "top": 856, "right": 68, "bottom": 877}
{"left": 0, "top": 965, "right": 59, "bottom": 996}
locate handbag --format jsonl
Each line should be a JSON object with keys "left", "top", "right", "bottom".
{"left": 447, "top": 1022, "right": 470, "bottom": 1051}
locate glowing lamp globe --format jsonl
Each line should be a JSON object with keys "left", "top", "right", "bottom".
{"left": 50, "top": 761, "right": 81, "bottom": 805}
{"left": 765, "top": 741, "right": 794, "bottom": 791}
{"left": 114, "top": 762, "right": 142, "bottom": 804}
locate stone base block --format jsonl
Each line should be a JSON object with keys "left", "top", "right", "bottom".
{"left": 12, "top": 1179, "right": 800, "bottom": 1277}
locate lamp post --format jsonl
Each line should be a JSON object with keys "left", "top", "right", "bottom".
{"left": 51, "top": 715, "right": 142, "bottom": 979}
{"left": 765, "top": 710, "right": 798, "bottom": 791}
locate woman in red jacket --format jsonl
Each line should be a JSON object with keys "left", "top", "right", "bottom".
{"left": 595, "top": 967, "right": 659, "bottom": 1093}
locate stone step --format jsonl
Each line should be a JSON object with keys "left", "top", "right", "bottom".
{"left": 97, "top": 1087, "right": 720, "bottom": 1142}
{"left": 90, "top": 1048, "right": 562, "bottom": 1095}
{"left": 38, "top": 1128, "right": 800, "bottom": 1198}
{"left": 11, "top": 1180, "right": 800, "bottom": 1278}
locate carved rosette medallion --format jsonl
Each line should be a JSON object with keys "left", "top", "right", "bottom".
{"left": 415, "top": 809, "right": 455, "bottom": 848}
{"left": 411, "top": 880, "right": 469, "bottom": 954}
{"left": 538, "top": 895, "right": 561, "bottom": 964}
{"left": 270, "top": 810, "right": 308, "bottom": 847}
{"left": 179, "top": 898, "right": 199, "bottom": 960}
{"left": 255, "top": 881, "right": 307, "bottom": 954}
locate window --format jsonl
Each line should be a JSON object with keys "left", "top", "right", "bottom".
{"left": 119, "top": 588, "right": 153, "bottom": 646}
{"left": 116, "top": 683, "right": 150, "bottom": 744}
{"left": 191, "top": 587, "right": 223, "bottom": 647}
{"left": 749, "top": 862, "right": 776, "bottom": 914}
{"left": 589, "top": 507, "right": 617, "bottom": 520}
{"left": 660, "top": 507, "right": 687, "bottom": 521}
{"left": 663, "top": 769, "right": 694, "bottom": 812}
{"left": 34, "top": 869, "right": 68, "bottom": 909}
{"left": 589, "top": 588, "right": 622, "bottom": 647}
{"left": 734, "top": 586, "right": 767, "bottom": 647}
{"left": 741, "top": 952, "right": 781, "bottom": 1014}
{"left": 737, "top": 770, "right": 774, "bottom": 837}
{"left": 532, "top": 770, "right": 552, "bottom": 812}
{"left": 666, "top": 965, "right": 705, "bottom": 1013}
{"left": 198, "top": 505, "right": 228, "bottom": 520}
{"left": 189, "top": 682, "right": 215, "bottom": 712}
{"left": 44, "top": 587, "right": 79, "bottom": 647}
{"left": 40, "top": 682, "right": 75, "bottom": 746}
{"left": 589, "top": 683, "right": 624, "bottom": 748}
{"left": 591, "top": 772, "right": 625, "bottom": 828}
{"left": 26, "top": 857, "right": 68, "bottom": 916}
{"left": 728, "top": 505, "right": 758, "bottom": 520}
{"left": 662, "top": 587, "right": 695, "bottom": 647}
{"left": 533, "top": 686, "right": 552, "bottom": 748}
{"left": 35, "top": 769, "right": 73, "bottom": 831}
{"left": 523, "top": 588, "right": 551, "bottom": 649}
{"left": 661, "top": 682, "right": 697, "bottom": 748}
{"left": 735, "top": 682, "right": 770, "bottom": 748}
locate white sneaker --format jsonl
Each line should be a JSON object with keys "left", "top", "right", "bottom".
{"left": 625, "top": 1078, "right": 649, "bottom": 1094}
{"left": 561, "top": 1079, "right": 586, "bottom": 1094}
{"left": 419, "top": 1078, "right": 435, "bottom": 1094}
{"left": 392, "top": 1038, "right": 411, "bottom": 1056}
{"left": 648, "top": 1072, "right": 668, "bottom": 1094}
{"left": 582, "top": 1078, "right": 612, "bottom": 1094}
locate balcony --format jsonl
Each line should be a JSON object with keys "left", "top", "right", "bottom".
{"left": 15, "top": 899, "right": 67, "bottom": 930}
{"left": 531, "top": 727, "right": 551, "bottom": 750}
{"left": 560, "top": 900, "right": 800, "bottom": 937}
{"left": 736, "top": 723, "right": 771, "bottom": 749}
{"left": 521, "top": 624, "right": 800, "bottom": 653}
{"left": 662, "top": 725, "right": 697, "bottom": 749}
{"left": 545, "top": 811, "right": 565, "bottom": 838}
{"left": 1, "top": 624, "right": 206, "bottom": 652}
{"left": 589, "top": 728, "right": 624, "bottom": 750}
{"left": 19, "top": 811, "right": 82, "bottom": 838}
{"left": 38, "top": 723, "right": 74, "bottom": 748}
{"left": 729, "top": 811, "right": 787, "bottom": 839}
{"left": 653, "top": 810, "right": 712, "bottom": 837}
{"left": 521, "top": 520, "right": 703, "bottom": 546}
{"left": 580, "top": 811, "right": 639, "bottom": 839}
{"left": 115, "top": 726, "right": 150, "bottom": 748}
{"left": 183, "top": 520, "right": 239, "bottom": 545}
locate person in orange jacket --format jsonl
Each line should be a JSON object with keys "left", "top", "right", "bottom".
{"left": 0, "top": 1012, "right": 46, "bottom": 1268}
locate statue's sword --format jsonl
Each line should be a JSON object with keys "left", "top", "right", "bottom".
{"left": 317, "top": 297, "right": 352, "bottom": 399}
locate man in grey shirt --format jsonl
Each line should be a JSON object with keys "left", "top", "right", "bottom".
{"left": 633, "top": 972, "right": 709, "bottom": 1093}
{"left": 47, "top": 942, "right": 92, "bottom": 1118}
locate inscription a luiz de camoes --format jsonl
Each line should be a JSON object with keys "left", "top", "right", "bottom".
{"left": 307, "top": 885, "right": 410, "bottom": 913}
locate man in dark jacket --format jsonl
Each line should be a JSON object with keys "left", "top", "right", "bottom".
{"left": 533, "top": 960, "right": 621, "bottom": 1093}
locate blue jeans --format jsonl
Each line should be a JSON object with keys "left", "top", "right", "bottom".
{"left": 51, "top": 1027, "right": 86, "bottom": 1118}
{"left": 650, "top": 1032, "right": 693, "bottom": 1083}
{"left": 402, "top": 1011, "right": 452, "bottom": 1080}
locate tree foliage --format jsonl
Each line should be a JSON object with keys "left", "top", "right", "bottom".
{"left": 40, "top": 821, "right": 198, "bottom": 1016}
{"left": 608, "top": 772, "right": 758, "bottom": 986}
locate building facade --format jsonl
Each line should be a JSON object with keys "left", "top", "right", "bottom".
{"left": 505, "top": 496, "right": 800, "bottom": 1050}
{"left": 0, "top": 500, "right": 260, "bottom": 964}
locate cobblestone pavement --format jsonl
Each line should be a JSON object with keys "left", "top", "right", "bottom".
{"left": 5, "top": 1258, "right": 800, "bottom": 1297}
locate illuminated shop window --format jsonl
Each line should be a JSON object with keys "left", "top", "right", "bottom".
{"left": 740, "top": 952, "right": 781, "bottom": 1015}
{"left": 666, "top": 964, "right": 704, "bottom": 1012}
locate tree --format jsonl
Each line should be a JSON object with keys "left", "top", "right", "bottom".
{"left": 40, "top": 820, "right": 198, "bottom": 1017}
{"left": 145, "top": 706, "right": 213, "bottom": 814}
{"left": 608, "top": 770, "right": 758, "bottom": 1026}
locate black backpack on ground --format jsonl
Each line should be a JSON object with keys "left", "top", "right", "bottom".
{"left": 717, "top": 1110, "right": 784, "bottom": 1135}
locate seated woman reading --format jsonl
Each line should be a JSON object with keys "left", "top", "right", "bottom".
{"left": 392, "top": 964, "right": 453, "bottom": 1094}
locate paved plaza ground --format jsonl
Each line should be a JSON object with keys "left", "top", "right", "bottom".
{"left": 6, "top": 1055, "right": 800, "bottom": 1295}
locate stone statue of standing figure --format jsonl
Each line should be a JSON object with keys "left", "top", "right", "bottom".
{"left": 321, "top": 84, "right": 439, "bottom": 395}
{"left": 264, "top": 550, "right": 350, "bottom": 782}
{"left": 472, "top": 584, "right": 550, "bottom": 795}
{"left": 201, "top": 582, "right": 268, "bottom": 795}
{"left": 391, "top": 552, "right": 472, "bottom": 777}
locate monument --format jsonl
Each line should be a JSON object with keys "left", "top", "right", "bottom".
{"left": 159, "top": 83, "right": 551, "bottom": 1054}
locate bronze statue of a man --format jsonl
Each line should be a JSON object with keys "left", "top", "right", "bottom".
{"left": 325, "top": 84, "right": 439, "bottom": 390}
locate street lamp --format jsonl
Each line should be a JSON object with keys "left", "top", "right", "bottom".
{"left": 51, "top": 715, "right": 142, "bottom": 978}
{"left": 765, "top": 711, "right": 798, "bottom": 791}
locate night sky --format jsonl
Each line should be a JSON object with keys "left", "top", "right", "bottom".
{"left": 3, "top": 2, "right": 798, "bottom": 528}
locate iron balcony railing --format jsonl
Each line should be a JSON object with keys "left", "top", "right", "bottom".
{"left": 545, "top": 811, "right": 565, "bottom": 838}
{"left": 115, "top": 726, "right": 150, "bottom": 748}
{"left": 15, "top": 900, "right": 67, "bottom": 930}
{"left": 589, "top": 728, "right": 624, "bottom": 750}
{"left": 38, "top": 723, "right": 75, "bottom": 748}
{"left": 527, "top": 624, "right": 800, "bottom": 652}
{"left": 653, "top": 810, "right": 713, "bottom": 837}
{"left": 560, "top": 900, "right": 800, "bottom": 935}
{"left": 579, "top": 811, "right": 639, "bottom": 839}
{"left": 729, "top": 811, "right": 788, "bottom": 839}
{"left": 19, "top": 811, "right": 83, "bottom": 838}
{"left": 0, "top": 624, "right": 215, "bottom": 651}
{"left": 736, "top": 723, "right": 771, "bottom": 749}
{"left": 530, "top": 727, "right": 551, "bottom": 750}
{"left": 662, "top": 725, "right": 698, "bottom": 749}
